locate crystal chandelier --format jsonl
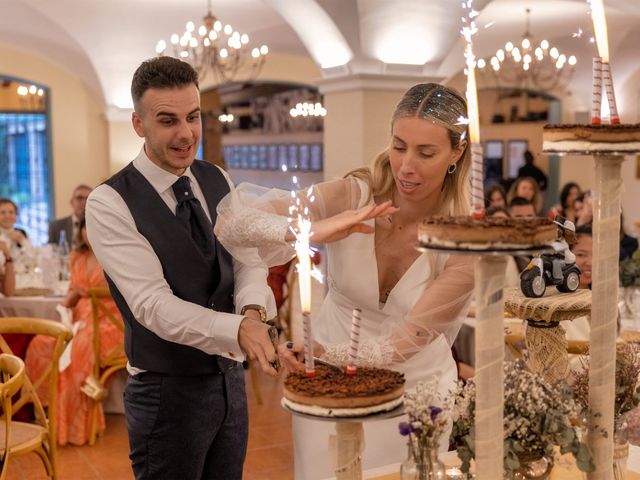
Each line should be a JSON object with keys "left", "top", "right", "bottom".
{"left": 155, "top": 0, "right": 268, "bottom": 84}
{"left": 477, "top": 8, "right": 577, "bottom": 92}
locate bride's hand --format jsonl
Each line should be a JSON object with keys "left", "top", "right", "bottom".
{"left": 308, "top": 201, "right": 399, "bottom": 244}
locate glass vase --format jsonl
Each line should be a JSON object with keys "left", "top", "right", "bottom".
{"left": 613, "top": 419, "right": 629, "bottom": 480}
{"left": 507, "top": 452, "right": 553, "bottom": 480}
{"left": 400, "top": 439, "right": 446, "bottom": 480}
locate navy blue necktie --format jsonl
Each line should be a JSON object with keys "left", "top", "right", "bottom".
{"left": 172, "top": 176, "right": 215, "bottom": 258}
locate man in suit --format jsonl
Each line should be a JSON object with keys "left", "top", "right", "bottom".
{"left": 86, "top": 57, "right": 277, "bottom": 480}
{"left": 48, "top": 184, "right": 92, "bottom": 246}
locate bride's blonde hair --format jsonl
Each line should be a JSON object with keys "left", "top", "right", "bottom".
{"left": 347, "top": 83, "right": 471, "bottom": 216}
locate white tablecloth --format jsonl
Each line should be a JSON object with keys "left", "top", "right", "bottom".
{"left": 0, "top": 295, "right": 63, "bottom": 321}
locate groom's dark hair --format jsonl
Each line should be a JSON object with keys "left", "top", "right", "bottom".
{"left": 131, "top": 57, "right": 199, "bottom": 109}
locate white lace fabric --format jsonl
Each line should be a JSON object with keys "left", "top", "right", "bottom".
{"left": 216, "top": 177, "right": 365, "bottom": 267}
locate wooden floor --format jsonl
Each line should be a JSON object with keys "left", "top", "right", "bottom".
{"left": 5, "top": 370, "right": 293, "bottom": 480}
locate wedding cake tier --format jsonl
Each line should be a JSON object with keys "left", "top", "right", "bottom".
{"left": 418, "top": 215, "right": 557, "bottom": 251}
{"left": 543, "top": 123, "right": 640, "bottom": 154}
{"left": 282, "top": 364, "right": 405, "bottom": 418}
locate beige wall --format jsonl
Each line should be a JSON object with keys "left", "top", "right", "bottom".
{"left": 0, "top": 45, "right": 110, "bottom": 218}
{"left": 323, "top": 88, "right": 404, "bottom": 181}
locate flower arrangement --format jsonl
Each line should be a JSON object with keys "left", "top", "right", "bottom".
{"left": 620, "top": 250, "right": 640, "bottom": 288}
{"left": 398, "top": 379, "right": 451, "bottom": 465}
{"left": 451, "top": 361, "right": 593, "bottom": 475}
{"left": 572, "top": 342, "right": 640, "bottom": 429}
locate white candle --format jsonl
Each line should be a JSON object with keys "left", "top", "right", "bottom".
{"left": 295, "top": 218, "right": 315, "bottom": 376}
{"left": 346, "top": 308, "right": 361, "bottom": 375}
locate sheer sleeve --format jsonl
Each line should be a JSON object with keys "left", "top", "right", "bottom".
{"left": 215, "top": 177, "right": 365, "bottom": 266}
{"left": 321, "top": 254, "right": 475, "bottom": 367}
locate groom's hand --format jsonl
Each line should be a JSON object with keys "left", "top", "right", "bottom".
{"left": 238, "top": 318, "right": 278, "bottom": 377}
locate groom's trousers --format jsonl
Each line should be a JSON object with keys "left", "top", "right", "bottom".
{"left": 124, "top": 360, "right": 248, "bottom": 480}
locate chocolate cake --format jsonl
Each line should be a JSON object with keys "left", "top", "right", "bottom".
{"left": 543, "top": 123, "right": 640, "bottom": 154}
{"left": 282, "top": 364, "right": 405, "bottom": 417}
{"left": 418, "top": 215, "right": 557, "bottom": 250}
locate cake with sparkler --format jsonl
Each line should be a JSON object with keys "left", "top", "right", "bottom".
{"left": 418, "top": 215, "right": 557, "bottom": 250}
{"left": 282, "top": 364, "right": 405, "bottom": 417}
{"left": 543, "top": 123, "right": 640, "bottom": 154}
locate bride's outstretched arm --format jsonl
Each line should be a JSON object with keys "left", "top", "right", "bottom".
{"left": 215, "top": 177, "right": 396, "bottom": 266}
{"left": 319, "top": 254, "right": 475, "bottom": 368}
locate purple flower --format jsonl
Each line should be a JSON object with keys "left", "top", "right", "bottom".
{"left": 430, "top": 406, "right": 442, "bottom": 422}
{"left": 398, "top": 421, "right": 413, "bottom": 436}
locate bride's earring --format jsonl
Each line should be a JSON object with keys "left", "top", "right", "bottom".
{"left": 441, "top": 163, "right": 457, "bottom": 192}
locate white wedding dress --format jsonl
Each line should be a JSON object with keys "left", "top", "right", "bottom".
{"left": 216, "top": 176, "right": 473, "bottom": 479}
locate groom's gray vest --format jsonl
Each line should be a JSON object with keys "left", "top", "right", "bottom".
{"left": 103, "top": 160, "right": 235, "bottom": 375}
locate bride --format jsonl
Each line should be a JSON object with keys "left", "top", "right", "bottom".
{"left": 216, "top": 83, "right": 475, "bottom": 479}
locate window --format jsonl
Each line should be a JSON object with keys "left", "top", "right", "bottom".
{"left": 507, "top": 140, "right": 529, "bottom": 178}
{"left": 0, "top": 77, "right": 52, "bottom": 246}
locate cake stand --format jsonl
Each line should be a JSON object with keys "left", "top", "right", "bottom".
{"left": 417, "top": 244, "right": 553, "bottom": 479}
{"left": 281, "top": 401, "right": 405, "bottom": 480}
{"left": 503, "top": 287, "right": 592, "bottom": 384}
{"left": 544, "top": 134, "right": 640, "bottom": 480}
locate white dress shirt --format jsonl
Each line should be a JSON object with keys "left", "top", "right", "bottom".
{"left": 86, "top": 148, "right": 276, "bottom": 373}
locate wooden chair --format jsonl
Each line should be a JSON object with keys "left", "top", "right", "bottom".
{"left": 0, "top": 317, "right": 72, "bottom": 479}
{"left": 85, "top": 287, "right": 127, "bottom": 446}
{"left": 0, "top": 353, "right": 26, "bottom": 480}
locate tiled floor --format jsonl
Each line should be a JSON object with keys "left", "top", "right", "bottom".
{"left": 4, "top": 369, "right": 293, "bottom": 480}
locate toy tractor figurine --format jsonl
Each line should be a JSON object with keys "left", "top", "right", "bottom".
{"left": 520, "top": 216, "right": 581, "bottom": 298}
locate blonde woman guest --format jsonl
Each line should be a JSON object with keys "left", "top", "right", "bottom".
{"left": 217, "top": 83, "right": 475, "bottom": 479}
{"left": 507, "top": 176, "right": 542, "bottom": 215}
{"left": 25, "top": 218, "right": 124, "bottom": 445}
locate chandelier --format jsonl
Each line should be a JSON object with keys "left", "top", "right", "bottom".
{"left": 155, "top": 0, "right": 268, "bottom": 84}
{"left": 477, "top": 8, "right": 577, "bottom": 92}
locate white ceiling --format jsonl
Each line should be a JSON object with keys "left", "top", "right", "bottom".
{"left": 3, "top": 0, "right": 640, "bottom": 112}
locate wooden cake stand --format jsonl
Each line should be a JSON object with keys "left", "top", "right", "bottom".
{"left": 504, "top": 287, "right": 592, "bottom": 384}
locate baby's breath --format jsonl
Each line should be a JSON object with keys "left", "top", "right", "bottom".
{"left": 451, "top": 361, "right": 594, "bottom": 474}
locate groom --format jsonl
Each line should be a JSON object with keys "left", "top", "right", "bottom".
{"left": 86, "top": 56, "right": 277, "bottom": 479}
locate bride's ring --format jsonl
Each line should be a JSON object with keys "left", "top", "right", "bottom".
{"left": 286, "top": 342, "right": 294, "bottom": 349}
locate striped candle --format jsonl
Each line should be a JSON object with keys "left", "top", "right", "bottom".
{"left": 302, "top": 312, "right": 315, "bottom": 377}
{"left": 591, "top": 57, "right": 603, "bottom": 125}
{"left": 346, "top": 308, "right": 362, "bottom": 375}
{"left": 601, "top": 62, "right": 620, "bottom": 124}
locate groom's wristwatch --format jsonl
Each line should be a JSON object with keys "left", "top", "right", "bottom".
{"left": 241, "top": 304, "right": 267, "bottom": 323}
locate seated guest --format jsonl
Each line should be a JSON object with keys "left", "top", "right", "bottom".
{"left": 485, "top": 183, "right": 507, "bottom": 209}
{"left": 48, "top": 184, "right": 92, "bottom": 247}
{"left": 574, "top": 191, "right": 593, "bottom": 227}
{"left": 507, "top": 176, "right": 542, "bottom": 214}
{"left": 550, "top": 182, "right": 581, "bottom": 223}
{"left": 0, "top": 241, "right": 15, "bottom": 296}
{"left": 508, "top": 197, "right": 537, "bottom": 271}
{"left": 0, "top": 198, "right": 31, "bottom": 261}
{"left": 509, "top": 196, "right": 537, "bottom": 218}
{"left": 26, "top": 217, "right": 124, "bottom": 446}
